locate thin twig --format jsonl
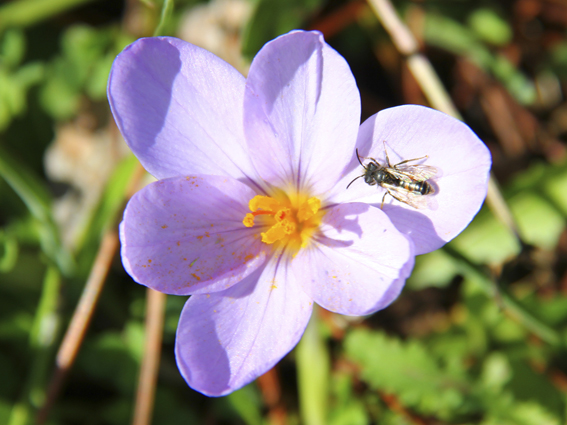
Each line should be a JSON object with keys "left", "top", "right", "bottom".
{"left": 37, "top": 229, "right": 120, "bottom": 424}
{"left": 486, "top": 176, "right": 522, "bottom": 239}
{"left": 367, "top": 0, "right": 459, "bottom": 118}
{"left": 132, "top": 289, "right": 167, "bottom": 425}
{"left": 37, "top": 162, "right": 146, "bottom": 424}
{"left": 366, "top": 0, "right": 522, "bottom": 241}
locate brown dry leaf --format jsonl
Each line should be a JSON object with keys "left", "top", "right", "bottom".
{"left": 44, "top": 120, "right": 129, "bottom": 249}
{"left": 177, "top": 0, "right": 251, "bottom": 75}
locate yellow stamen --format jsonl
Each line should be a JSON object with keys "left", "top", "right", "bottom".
{"left": 242, "top": 193, "right": 324, "bottom": 252}
{"left": 297, "top": 197, "right": 321, "bottom": 221}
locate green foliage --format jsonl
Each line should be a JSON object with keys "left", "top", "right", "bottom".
{"left": 225, "top": 385, "right": 263, "bottom": 425}
{"left": 241, "top": 0, "right": 323, "bottom": 59}
{"left": 40, "top": 25, "right": 121, "bottom": 119}
{"left": 549, "top": 41, "right": 567, "bottom": 78}
{"left": 345, "top": 300, "right": 564, "bottom": 424}
{"left": 0, "top": 0, "right": 98, "bottom": 32}
{"left": 1, "top": 1, "right": 567, "bottom": 424}
{"left": 411, "top": 157, "right": 567, "bottom": 291}
{"left": 0, "top": 29, "right": 43, "bottom": 131}
{"left": 0, "top": 145, "right": 74, "bottom": 275}
{"left": 424, "top": 11, "right": 536, "bottom": 105}
{"left": 328, "top": 372, "right": 368, "bottom": 425}
{"left": 74, "top": 154, "right": 139, "bottom": 275}
{"left": 345, "top": 328, "right": 473, "bottom": 421}
{"left": 0, "top": 229, "right": 18, "bottom": 272}
{"left": 297, "top": 312, "right": 330, "bottom": 425}
{"left": 468, "top": 8, "right": 512, "bottom": 46}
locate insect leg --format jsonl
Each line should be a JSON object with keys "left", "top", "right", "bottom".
{"left": 360, "top": 153, "right": 381, "bottom": 168}
{"left": 383, "top": 140, "right": 429, "bottom": 168}
{"left": 382, "top": 141, "right": 394, "bottom": 167}
{"left": 380, "top": 191, "right": 388, "bottom": 209}
{"left": 394, "top": 155, "right": 429, "bottom": 167}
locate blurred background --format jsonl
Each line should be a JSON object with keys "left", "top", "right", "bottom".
{"left": 2, "top": 0, "right": 567, "bottom": 424}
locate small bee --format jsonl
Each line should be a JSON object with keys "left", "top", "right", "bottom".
{"left": 347, "top": 143, "right": 440, "bottom": 210}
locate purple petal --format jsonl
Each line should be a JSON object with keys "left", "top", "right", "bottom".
{"left": 243, "top": 30, "right": 360, "bottom": 194}
{"left": 175, "top": 256, "right": 313, "bottom": 396}
{"left": 108, "top": 37, "right": 259, "bottom": 184}
{"left": 120, "top": 175, "right": 268, "bottom": 295}
{"left": 331, "top": 105, "right": 491, "bottom": 255}
{"left": 293, "top": 203, "right": 414, "bottom": 316}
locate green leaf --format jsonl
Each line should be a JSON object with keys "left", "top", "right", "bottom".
{"left": 345, "top": 328, "right": 472, "bottom": 420}
{"left": 0, "top": 0, "right": 98, "bottom": 32}
{"left": 151, "top": 388, "right": 200, "bottom": 425}
{"left": 328, "top": 401, "right": 368, "bottom": 425}
{"left": 504, "top": 358, "right": 563, "bottom": 418}
{"left": 78, "top": 330, "right": 139, "bottom": 394}
{"left": 9, "top": 266, "right": 62, "bottom": 425}
{"left": 468, "top": 9, "right": 512, "bottom": 46}
{"left": 226, "top": 385, "right": 263, "bottom": 425}
{"left": 74, "top": 154, "right": 138, "bottom": 254}
{"left": 39, "top": 73, "right": 80, "bottom": 119}
{"left": 0, "top": 57, "right": 42, "bottom": 131}
{"left": 0, "top": 29, "right": 25, "bottom": 68}
{"left": 124, "top": 321, "right": 145, "bottom": 363}
{"left": 450, "top": 159, "right": 567, "bottom": 266}
{"left": 0, "top": 400, "right": 11, "bottom": 424}
{"left": 407, "top": 248, "right": 460, "bottom": 289}
{"left": 449, "top": 206, "right": 520, "bottom": 266}
{"left": 424, "top": 12, "right": 536, "bottom": 105}
{"left": 483, "top": 400, "right": 560, "bottom": 425}
{"left": 0, "top": 146, "right": 74, "bottom": 275}
{"left": 153, "top": 0, "right": 175, "bottom": 37}
{"left": 509, "top": 191, "right": 564, "bottom": 249}
{"left": 40, "top": 24, "right": 115, "bottom": 118}
{"left": 550, "top": 41, "right": 567, "bottom": 78}
{"left": 85, "top": 52, "right": 114, "bottom": 100}
{"left": 480, "top": 352, "right": 512, "bottom": 391}
{"left": 328, "top": 373, "right": 368, "bottom": 425}
{"left": 491, "top": 55, "right": 536, "bottom": 105}
{"left": 0, "top": 229, "right": 18, "bottom": 272}
{"left": 424, "top": 13, "right": 481, "bottom": 56}
{"left": 241, "top": 0, "right": 323, "bottom": 59}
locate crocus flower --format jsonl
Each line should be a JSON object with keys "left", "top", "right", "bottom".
{"left": 108, "top": 30, "right": 490, "bottom": 396}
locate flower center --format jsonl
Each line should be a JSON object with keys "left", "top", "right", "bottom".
{"left": 243, "top": 192, "right": 324, "bottom": 252}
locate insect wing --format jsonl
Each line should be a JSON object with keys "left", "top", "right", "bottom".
{"left": 385, "top": 186, "right": 439, "bottom": 210}
{"left": 392, "top": 164, "right": 440, "bottom": 182}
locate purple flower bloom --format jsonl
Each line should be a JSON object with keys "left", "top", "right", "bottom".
{"left": 108, "top": 30, "right": 490, "bottom": 396}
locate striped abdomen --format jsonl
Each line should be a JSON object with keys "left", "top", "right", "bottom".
{"left": 395, "top": 179, "right": 434, "bottom": 195}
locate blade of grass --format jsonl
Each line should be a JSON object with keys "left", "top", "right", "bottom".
{"left": 8, "top": 266, "right": 62, "bottom": 425}
{"left": 0, "top": 145, "right": 74, "bottom": 275}
{"left": 0, "top": 0, "right": 97, "bottom": 32}
{"left": 0, "top": 229, "right": 18, "bottom": 272}
{"left": 296, "top": 308, "right": 330, "bottom": 425}
{"left": 153, "top": 0, "right": 174, "bottom": 37}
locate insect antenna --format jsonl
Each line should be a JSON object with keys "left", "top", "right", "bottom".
{"left": 355, "top": 148, "right": 365, "bottom": 167}
{"left": 346, "top": 149, "right": 366, "bottom": 189}
{"left": 346, "top": 175, "right": 363, "bottom": 189}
